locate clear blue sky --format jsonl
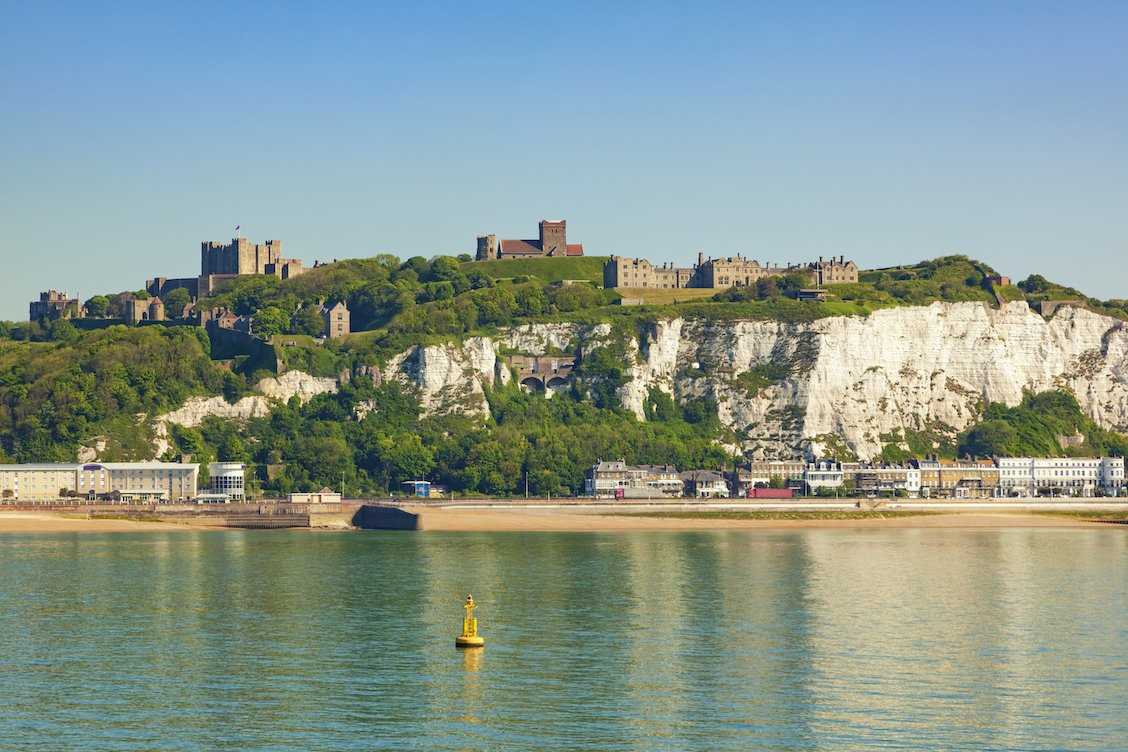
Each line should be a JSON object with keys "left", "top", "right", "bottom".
{"left": 2, "top": 1, "right": 1125, "bottom": 319}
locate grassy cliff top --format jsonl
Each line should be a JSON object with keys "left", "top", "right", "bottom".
{"left": 461, "top": 256, "right": 608, "bottom": 285}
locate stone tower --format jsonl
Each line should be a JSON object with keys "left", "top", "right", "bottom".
{"left": 476, "top": 234, "right": 498, "bottom": 260}
{"left": 539, "top": 220, "right": 567, "bottom": 256}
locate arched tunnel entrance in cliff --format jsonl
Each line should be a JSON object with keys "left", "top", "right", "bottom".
{"left": 520, "top": 376, "right": 545, "bottom": 394}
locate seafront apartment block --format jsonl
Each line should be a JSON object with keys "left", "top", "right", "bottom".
{"left": 0, "top": 462, "right": 199, "bottom": 502}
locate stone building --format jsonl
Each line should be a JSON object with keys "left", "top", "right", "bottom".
{"left": 694, "top": 254, "right": 804, "bottom": 289}
{"left": 807, "top": 256, "right": 858, "bottom": 285}
{"left": 603, "top": 257, "right": 695, "bottom": 289}
{"left": 146, "top": 276, "right": 199, "bottom": 301}
{"left": 320, "top": 301, "right": 350, "bottom": 339}
{"left": 604, "top": 252, "right": 858, "bottom": 291}
{"left": 124, "top": 297, "right": 165, "bottom": 325}
{"left": 476, "top": 219, "right": 584, "bottom": 260}
{"left": 508, "top": 355, "right": 575, "bottom": 394}
{"left": 199, "top": 237, "right": 305, "bottom": 295}
{"left": 29, "top": 290, "right": 82, "bottom": 321}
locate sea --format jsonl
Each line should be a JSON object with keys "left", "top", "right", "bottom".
{"left": 0, "top": 528, "right": 1125, "bottom": 751}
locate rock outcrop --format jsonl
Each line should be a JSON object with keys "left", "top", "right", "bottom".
{"left": 134, "top": 303, "right": 1128, "bottom": 463}
{"left": 380, "top": 302, "right": 1128, "bottom": 460}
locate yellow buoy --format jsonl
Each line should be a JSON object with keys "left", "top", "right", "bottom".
{"left": 455, "top": 593, "right": 485, "bottom": 648}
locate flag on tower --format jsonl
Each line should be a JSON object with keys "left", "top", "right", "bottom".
{"left": 234, "top": 224, "right": 240, "bottom": 234}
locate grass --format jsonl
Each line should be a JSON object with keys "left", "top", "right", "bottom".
{"left": 613, "top": 287, "right": 719, "bottom": 305}
{"left": 628, "top": 510, "right": 943, "bottom": 521}
{"left": 463, "top": 256, "right": 609, "bottom": 285}
{"left": 1031, "top": 509, "right": 1128, "bottom": 522}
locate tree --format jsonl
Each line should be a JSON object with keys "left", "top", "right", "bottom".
{"left": 46, "top": 319, "right": 78, "bottom": 343}
{"left": 252, "top": 306, "right": 290, "bottom": 337}
{"left": 755, "top": 277, "right": 779, "bottom": 300}
{"left": 164, "top": 288, "right": 191, "bottom": 316}
{"left": 959, "top": 420, "right": 1017, "bottom": 458}
{"left": 84, "top": 295, "right": 110, "bottom": 318}
{"left": 291, "top": 305, "right": 325, "bottom": 337}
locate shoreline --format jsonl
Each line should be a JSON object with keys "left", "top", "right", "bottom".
{"left": 0, "top": 508, "right": 1119, "bottom": 534}
{"left": 399, "top": 507, "right": 1108, "bottom": 532}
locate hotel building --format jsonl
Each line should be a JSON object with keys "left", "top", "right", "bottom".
{"left": 0, "top": 462, "right": 199, "bottom": 502}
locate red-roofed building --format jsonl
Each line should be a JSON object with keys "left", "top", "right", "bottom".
{"left": 476, "top": 219, "right": 584, "bottom": 260}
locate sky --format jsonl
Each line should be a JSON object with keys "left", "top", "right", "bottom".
{"left": 1, "top": 1, "right": 1126, "bottom": 319}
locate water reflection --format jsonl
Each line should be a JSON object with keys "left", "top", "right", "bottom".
{"left": 0, "top": 529, "right": 1124, "bottom": 750}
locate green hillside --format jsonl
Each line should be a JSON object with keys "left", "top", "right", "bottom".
{"left": 4, "top": 254, "right": 1127, "bottom": 495}
{"left": 461, "top": 256, "right": 608, "bottom": 285}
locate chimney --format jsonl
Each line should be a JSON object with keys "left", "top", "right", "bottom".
{"left": 697, "top": 251, "right": 704, "bottom": 267}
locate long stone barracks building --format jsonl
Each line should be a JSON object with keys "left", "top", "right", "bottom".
{"left": 604, "top": 253, "right": 858, "bottom": 290}
{"left": 475, "top": 219, "right": 584, "bottom": 260}
{"left": 0, "top": 462, "right": 199, "bottom": 502}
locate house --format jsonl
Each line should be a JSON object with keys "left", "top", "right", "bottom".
{"left": 996, "top": 456, "right": 1125, "bottom": 497}
{"left": 913, "top": 459, "right": 999, "bottom": 499}
{"left": 853, "top": 464, "right": 921, "bottom": 497}
{"left": 290, "top": 487, "right": 342, "bottom": 504}
{"left": 681, "top": 470, "right": 729, "bottom": 498}
{"left": 741, "top": 460, "right": 807, "bottom": 490}
{"left": 803, "top": 460, "right": 845, "bottom": 490}
{"left": 585, "top": 460, "right": 683, "bottom": 499}
{"left": 320, "top": 301, "right": 350, "bottom": 339}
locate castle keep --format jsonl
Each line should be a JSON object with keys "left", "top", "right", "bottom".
{"left": 476, "top": 219, "right": 584, "bottom": 260}
{"left": 198, "top": 237, "right": 305, "bottom": 295}
{"left": 604, "top": 253, "right": 858, "bottom": 290}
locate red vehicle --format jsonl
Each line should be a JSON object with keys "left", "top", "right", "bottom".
{"left": 747, "top": 487, "right": 794, "bottom": 499}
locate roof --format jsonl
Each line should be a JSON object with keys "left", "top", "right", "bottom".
{"left": 499, "top": 239, "right": 543, "bottom": 255}
{"left": 566, "top": 243, "right": 584, "bottom": 256}
{"left": 100, "top": 463, "right": 198, "bottom": 470}
{"left": 0, "top": 464, "right": 78, "bottom": 472}
{"left": 2, "top": 462, "right": 197, "bottom": 471}
{"left": 681, "top": 470, "right": 726, "bottom": 482}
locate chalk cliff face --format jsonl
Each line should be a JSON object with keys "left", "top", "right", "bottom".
{"left": 159, "top": 371, "right": 339, "bottom": 429}
{"left": 382, "top": 302, "right": 1128, "bottom": 460}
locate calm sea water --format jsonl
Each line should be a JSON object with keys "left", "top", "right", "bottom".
{"left": 0, "top": 528, "right": 1125, "bottom": 751}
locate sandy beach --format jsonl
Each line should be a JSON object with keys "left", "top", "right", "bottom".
{"left": 0, "top": 512, "right": 187, "bottom": 533}
{"left": 401, "top": 507, "right": 1105, "bottom": 532}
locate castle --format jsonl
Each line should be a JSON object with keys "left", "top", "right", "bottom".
{"left": 29, "top": 290, "right": 82, "bottom": 321}
{"left": 198, "top": 237, "right": 305, "bottom": 295}
{"left": 604, "top": 253, "right": 858, "bottom": 290}
{"left": 476, "top": 219, "right": 584, "bottom": 260}
{"left": 145, "top": 236, "right": 306, "bottom": 300}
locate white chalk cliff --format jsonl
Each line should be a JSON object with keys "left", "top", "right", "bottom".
{"left": 382, "top": 302, "right": 1128, "bottom": 460}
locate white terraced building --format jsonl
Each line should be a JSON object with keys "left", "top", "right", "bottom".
{"left": 0, "top": 462, "right": 199, "bottom": 502}
{"left": 996, "top": 457, "right": 1125, "bottom": 497}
